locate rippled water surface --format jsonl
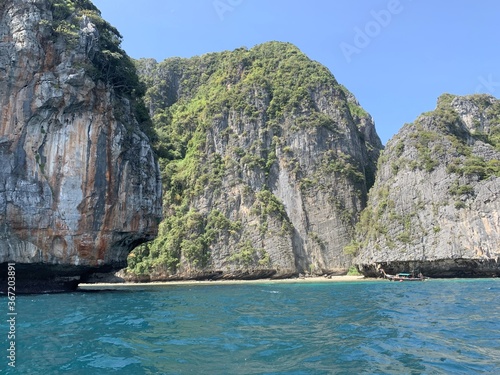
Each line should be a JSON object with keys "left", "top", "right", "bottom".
{"left": 1, "top": 279, "right": 499, "bottom": 374}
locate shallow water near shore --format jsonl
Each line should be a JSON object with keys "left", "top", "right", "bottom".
{"left": 1, "top": 278, "right": 499, "bottom": 374}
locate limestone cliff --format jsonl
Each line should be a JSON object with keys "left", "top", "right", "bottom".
{"left": 126, "top": 42, "right": 382, "bottom": 280}
{"left": 354, "top": 94, "right": 500, "bottom": 277}
{"left": 0, "top": 0, "right": 162, "bottom": 291}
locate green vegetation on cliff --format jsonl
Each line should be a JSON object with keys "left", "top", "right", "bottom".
{"left": 139, "top": 42, "right": 350, "bottom": 157}
{"left": 418, "top": 94, "right": 500, "bottom": 180}
{"left": 48, "top": 0, "right": 141, "bottom": 96}
{"left": 127, "top": 42, "right": 379, "bottom": 277}
{"left": 46, "top": 0, "right": 154, "bottom": 138}
{"left": 378, "top": 94, "right": 500, "bottom": 179}
{"left": 348, "top": 94, "right": 500, "bottom": 261}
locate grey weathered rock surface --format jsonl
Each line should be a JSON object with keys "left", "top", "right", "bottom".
{"left": 0, "top": 0, "right": 162, "bottom": 291}
{"left": 354, "top": 94, "right": 500, "bottom": 277}
{"left": 3, "top": 0, "right": 496, "bottom": 288}
{"left": 127, "top": 43, "right": 383, "bottom": 281}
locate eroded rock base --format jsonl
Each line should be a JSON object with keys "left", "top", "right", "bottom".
{"left": 0, "top": 263, "right": 124, "bottom": 293}
{"left": 358, "top": 259, "right": 500, "bottom": 278}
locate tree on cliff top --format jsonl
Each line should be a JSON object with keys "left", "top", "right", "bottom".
{"left": 47, "top": 0, "right": 155, "bottom": 140}
{"left": 48, "top": 0, "right": 143, "bottom": 97}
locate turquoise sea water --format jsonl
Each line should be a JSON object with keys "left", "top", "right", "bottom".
{"left": 1, "top": 279, "right": 499, "bottom": 374}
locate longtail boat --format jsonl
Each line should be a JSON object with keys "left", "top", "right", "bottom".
{"left": 379, "top": 269, "right": 428, "bottom": 281}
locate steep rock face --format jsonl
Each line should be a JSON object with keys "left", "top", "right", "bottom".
{"left": 127, "top": 43, "right": 382, "bottom": 280}
{"left": 0, "top": 0, "right": 162, "bottom": 291}
{"left": 354, "top": 94, "right": 500, "bottom": 277}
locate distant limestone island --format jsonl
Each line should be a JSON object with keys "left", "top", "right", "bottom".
{"left": 0, "top": 0, "right": 499, "bottom": 292}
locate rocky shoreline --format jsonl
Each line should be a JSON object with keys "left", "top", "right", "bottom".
{"left": 3, "top": 264, "right": 498, "bottom": 294}
{"left": 358, "top": 259, "right": 500, "bottom": 278}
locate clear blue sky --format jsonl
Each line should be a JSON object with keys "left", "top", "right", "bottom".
{"left": 92, "top": 0, "right": 500, "bottom": 144}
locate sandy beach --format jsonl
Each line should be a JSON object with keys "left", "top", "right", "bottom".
{"left": 78, "top": 275, "right": 375, "bottom": 290}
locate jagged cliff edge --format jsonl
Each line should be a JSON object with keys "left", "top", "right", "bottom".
{"left": 0, "top": 0, "right": 162, "bottom": 292}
